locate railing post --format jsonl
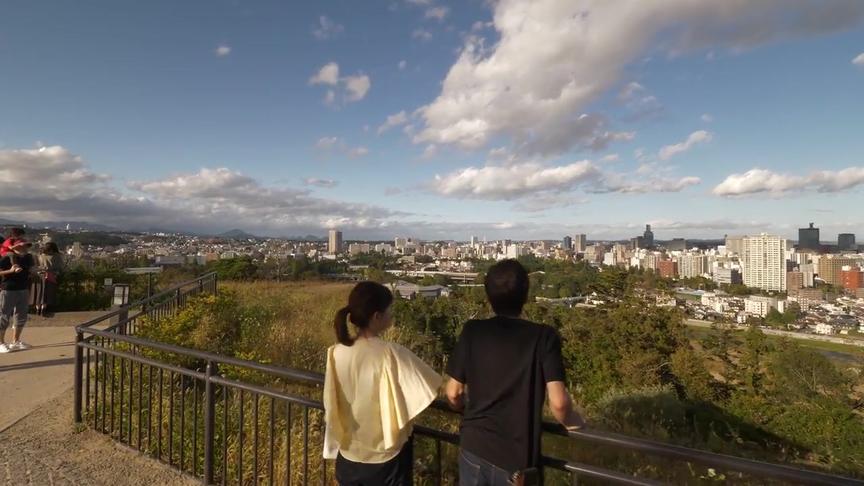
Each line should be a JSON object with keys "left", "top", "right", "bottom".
{"left": 118, "top": 306, "right": 129, "bottom": 335}
{"left": 203, "top": 360, "right": 217, "bottom": 485}
{"left": 73, "top": 329, "right": 84, "bottom": 423}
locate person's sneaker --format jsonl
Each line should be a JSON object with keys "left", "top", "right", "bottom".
{"left": 10, "top": 341, "right": 30, "bottom": 351}
{"left": 0, "top": 343, "right": 11, "bottom": 353}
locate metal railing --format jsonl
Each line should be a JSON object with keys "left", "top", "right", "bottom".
{"left": 73, "top": 273, "right": 864, "bottom": 485}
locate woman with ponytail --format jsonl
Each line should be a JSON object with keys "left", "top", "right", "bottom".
{"left": 323, "top": 281, "right": 442, "bottom": 485}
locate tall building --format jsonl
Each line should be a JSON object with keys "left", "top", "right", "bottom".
{"left": 470, "top": 236, "right": 478, "bottom": 247}
{"left": 574, "top": 234, "right": 587, "bottom": 253}
{"left": 725, "top": 235, "right": 744, "bottom": 256}
{"left": 840, "top": 266, "right": 863, "bottom": 292}
{"left": 818, "top": 255, "right": 858, "bottom": 287}
{"left": 677, "top": 254, "right": 708, "bottom": 278}
{"left": 742, "top": 234, "right": 787, "bottom": 291}
{"left": 798, "top": 223, "right": 820, "bottom": 252}
{"left": 786, "top": 271, "right": 804, "bottom": 296}
{"left": 838, "top": 233, "right": 857, "bottom": 252}
{"left": 562, "top": 236, "right": 572, "bottom": 250}
{"left": 657, "top": 260, "right": 678, "bottom": 278}
{"left": 713, "top": 267, "right": 742, "bottom": 285}
{"left": 667, "top": 238, "right": 687, "bottom": 252}
{"left": 643, "top": 224, "right": 654, "bottom": 249}
{"left": 328, "top": 229, "right": 343, "bottom": 255}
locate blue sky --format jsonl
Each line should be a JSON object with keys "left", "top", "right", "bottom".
{"left": 1, "top": 0, "right": 864, "bottom": 240}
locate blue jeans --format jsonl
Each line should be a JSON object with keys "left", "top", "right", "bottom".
{"left": 458, "top": 449, "right": 512, "bottom": 486}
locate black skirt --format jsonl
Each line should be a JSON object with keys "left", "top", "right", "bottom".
{"left": 335, "top": 438, "right": 413, "bottom": 486}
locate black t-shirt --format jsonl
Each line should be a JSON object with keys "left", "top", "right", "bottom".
{"left": 446, "top": 315, "right": 566, "bottom": 473}
{"left": 0, "top": 254, "right": 35, "bottom": 291}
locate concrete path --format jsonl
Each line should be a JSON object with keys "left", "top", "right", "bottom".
{"left": 0, "top": 312, "right": 104, "bottom": 431}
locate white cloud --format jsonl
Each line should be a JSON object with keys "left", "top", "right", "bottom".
{"left": 378, "top": 111, "right": 409, "bottom": 134}
{"left": 511, "top": 194, "right": 588, "bottom": 213}
{"left": 348, "top": 146, "right": 370, "bottom": 158}
{"left": 421, "top": 144, "right": 438, "bottom": 159}
{"left": 658, "top": 130, "right": 712, "bottom": 160}
{"left": 853, "top": 52, "right": 864, "bottom": 66}
{"left": 591, "top": 175, "right": 702, "bottom": 194}
{"left": 309, "top": 63, "right": 371, "bottom": 104}
{"left": 315, "top": 137, "right": 369, "bottom": 158}
{"left": 309, "top": 62, "right": 340, "bottom": 86}
{"left": 713, "top": 167, "right": 864, "bottom": 196}
{"left": 215, "top": 45, "right": 231, "bottom": 57}
{"left": 600, "top": 154, "right": 620, "bottom": 163}
{"left": 701, "top": 113, "right": 714, "bottom": 123}
{"left": 414, "top": 0, "right": 864, "bottom": 156}
{"left": 412, "top": 29, "right": 433, "bottom": 41}
{"left": 343, "top": 74, "right": 371, "bottom": 102}
{"left": 432, "top": 161, "right": 601, "bottom": 200}
{"left": 425, "top": 6, "right": 449, "bottom": 21}
{"left": 398, "top": 60, "right": 407, "bottom": 70}
{"left": 305, "top": 178, "right": 339, "bottom": 188}
{"left": 313, "top": 16, "right": 344, "bottom": 40}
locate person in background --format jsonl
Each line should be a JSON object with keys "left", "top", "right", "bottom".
{"left": 35, "top": 242, "right": 64, "bottom": 316}
{"left": 323, "top": 281, "right": 443, "bottom": 486}
{"left": 445, "top": 259, "right": 585, "bottom": 486}
{"left": 0, "top": 227, "right": 26, "bottom": 257}
{"left": 0, "top": 240, "right": 36, "bottom": 352}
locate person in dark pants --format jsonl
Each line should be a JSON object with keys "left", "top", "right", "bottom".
{"left": 323, "top": 281, "right": 443, "bottom": 486}
{"left": 35, "top": 242, "right": 65, "bottom": 316}
{"left": 445, "top": 259, "right": 585, "bottom": 486}
{"left": 0, "top": 240, "right": 36, "bottom": 353}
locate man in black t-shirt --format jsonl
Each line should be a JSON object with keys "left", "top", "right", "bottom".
{"left": 445, "top": 259, "right": 584, "bottom": 485}
{"left": 0, "top": 240, "right": 36, "bottom": 353}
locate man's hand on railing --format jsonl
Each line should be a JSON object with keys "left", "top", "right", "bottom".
{"left": 547, "top": 381, "right": 586, "bottom": 431}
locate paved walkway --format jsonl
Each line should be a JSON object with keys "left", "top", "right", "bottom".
{"left": 0, "top": 311, "right": 195, "bottom": 485}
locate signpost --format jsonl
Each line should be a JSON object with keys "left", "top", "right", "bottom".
{"left": 124, "top": 266, "right": 163, "bottom": 298}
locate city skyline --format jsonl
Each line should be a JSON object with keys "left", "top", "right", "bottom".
{"left": 2, "top": 1, "right": 864, "bottom": 240}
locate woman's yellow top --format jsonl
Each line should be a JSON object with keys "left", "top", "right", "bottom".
{"left": 323, "top": 337, "right": 442, "bottom": 463}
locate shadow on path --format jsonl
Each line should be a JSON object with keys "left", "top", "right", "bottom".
{"left": 0, "top": 357, "right": 75, "bottom": 372}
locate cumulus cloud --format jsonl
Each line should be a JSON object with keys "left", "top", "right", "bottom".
{"left": 414, "top": 0, "right": 864, "bottom": 157}
{"left": 309, "top": 63, "right": 371, "bottom": 104}
{"left": 433, "top": 161, "right": 601, "bottom": 200}
{"left": 378, "top": 111, "right": 409, "bottom": 134}
{"left": 412, "top": 29, "right": 433, "bottom": 41}
{"left": 713, "top": 167, "right": 864, "bottom": 196}
{"left": 313, "top": 16, "right": 344, "bottom": 40}
{"left": 590, "top": 175, "right": 702, "bottom": 194}
{"left": 425, "top": 6, "right": 449, "bottom": 21}
{"left": 658, "top": 130, "right": 712, "bottom": 160}
{"left": 701, "top": 113, "right": 714, "bottom": 123}
{"left": 343, "top": 74, "right": 371, "bottom": 102}
{"left": 309, "top": 62, "right": 340, "bottom": 86}
{"left": 304, "top": 178, "right": 339, "bottom": 188}
{"left": 315, "top": 137, "right": 369, "bottom": 158}
{"left": 215, "top": 45, "right": 231, "bottom": 57}
{"left": 853, "top": 52, "right": 864, "bottom": 66}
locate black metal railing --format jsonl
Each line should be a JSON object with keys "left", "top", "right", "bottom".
{"left": 73, "top": 273, "right": 864, "bottom": 485}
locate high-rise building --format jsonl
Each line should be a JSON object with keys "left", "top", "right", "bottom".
{"left": 713, "top": 267, "right": 742, "bottom": 285}
{"left": 667, "top": 238, "right": 687, "bottom": 252}
{"left": 742, "top": 234, "right": 787, "bottom": 291}
{"left": 643, "top": 224, "right": 654, "bottom": 249}
{"left": 562, "top": 236, "right": 572, "bottom": 250}
{"left": 838, "top": 233, "right": 857, "bottom": 252}
{"left": 677, "top": 254, "right": 708, "bottom": 278}
{"left": 725, "top": 235, "right": 744, "bottom": 256}
{"left": 470, "top": 236, "right": 478, "bottom": 247}
{"left": 657, "top": 260, "right": 678, "bottom": 278}
{"left": 630, "top": 236, "right": 644, "bottom": 250}
{"left": 574, "top": 234, "right": 587, "bottom": 253}
{"left": 786, "top": 271, "right": 804, "bottom": 296}
{"left": 328, "top": 229, "right": 343, "bottom": 255}
{"left": 840, "top": 266, "right": 863, "bottom": 292}
{"left": 798, "top": 223, "right": 820, "bottom": 252}
{"left": 819, "top": 255, "right": 858, "bottom": 287}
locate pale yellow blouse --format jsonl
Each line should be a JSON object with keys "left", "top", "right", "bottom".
{"left": 323, "top": 337, "right": 442, "bottom": 463}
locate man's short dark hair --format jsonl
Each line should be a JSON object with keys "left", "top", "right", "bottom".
{"left": 484, "top": 259, "right": 529, "bottom": 316}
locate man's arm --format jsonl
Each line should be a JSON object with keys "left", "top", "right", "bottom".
{"left": 546, "top": 381, "right": 585, "bottom": 431}
{"left": 445, "top": 377, "right": 465, "bottom": 412}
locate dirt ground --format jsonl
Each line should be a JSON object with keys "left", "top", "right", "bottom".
{"left": 0, "top": 392, "right": 197, "bottom": 486}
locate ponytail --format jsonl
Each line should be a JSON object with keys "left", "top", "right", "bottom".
{"left": 333, "top": 281, "right": 394, "bottom": 346}
{"left": 334, "top": 306, "right": 355, "bottom": 346}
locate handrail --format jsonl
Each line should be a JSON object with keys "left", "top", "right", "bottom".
{"left": 77, "top": 271, "right": 217, "bottom": 329}
{"left": 73, "top": 273, "right": 864, "bottom": 485}
{"left": 77, "top": 325, "right": 864, "bottom": 485}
